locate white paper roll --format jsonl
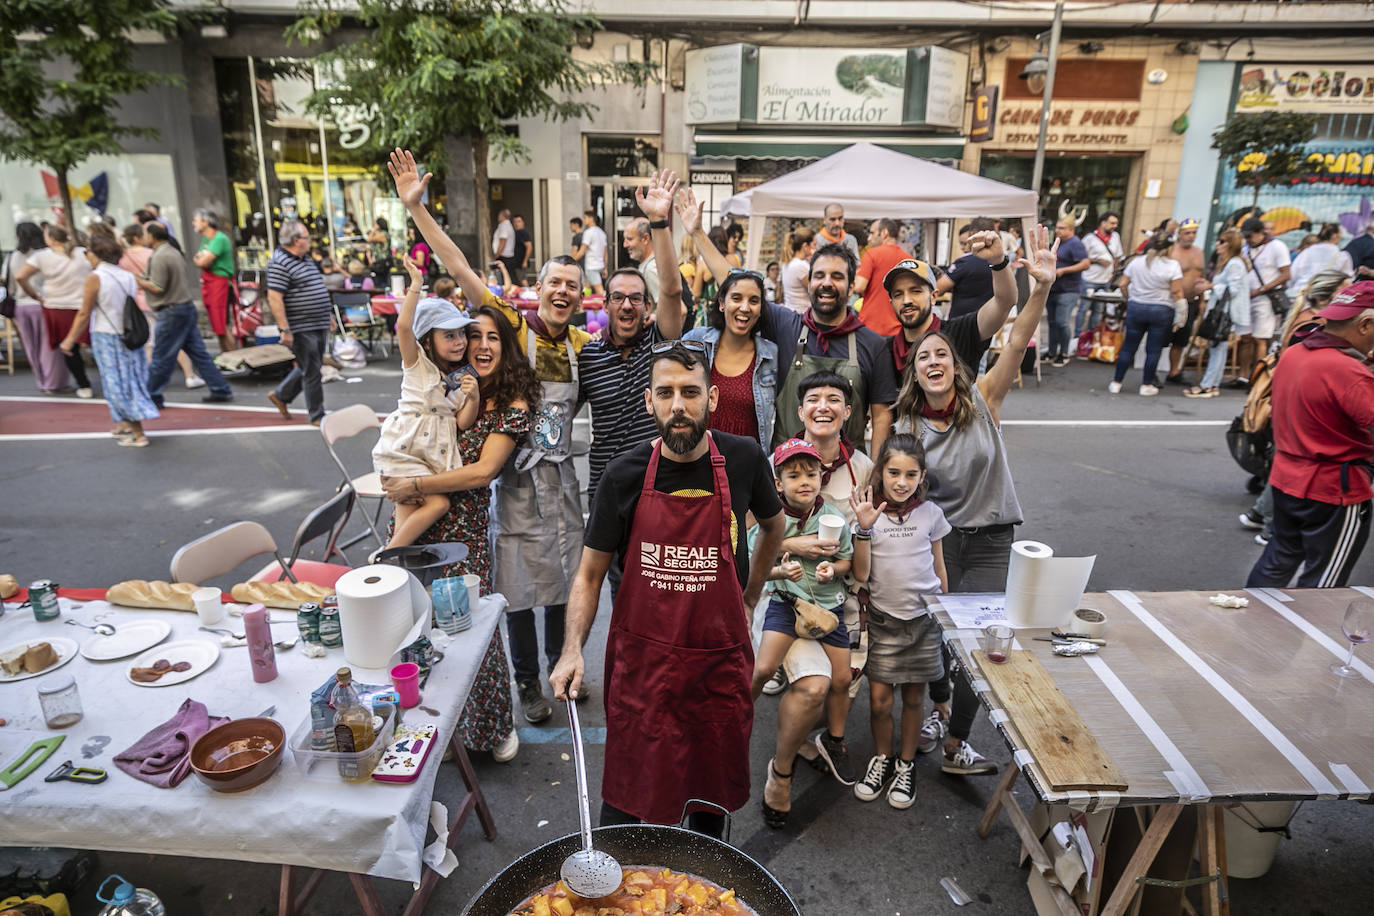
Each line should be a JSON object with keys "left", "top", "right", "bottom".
{"left": 1003, "top": 540, "right": 1096, "bottom": 629}
{"left": 336, "top": 564, "right": 420, "bottom": 670}
{"left": 1072, "top": 608, "right": 1108, "bottom": 637}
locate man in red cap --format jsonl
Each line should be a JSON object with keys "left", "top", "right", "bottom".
{"left": 1249, "top": 281, "right": 1374, "bottom": 587}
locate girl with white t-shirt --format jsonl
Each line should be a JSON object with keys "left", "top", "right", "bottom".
{"left": 1109, "top": 234, "right": 1184, "bottom": 396}
{"left": 781, "top": 227, "right": 816, "bottom": 314}
{"left": 848, "top": 434, "right": 950, "bottom": 811}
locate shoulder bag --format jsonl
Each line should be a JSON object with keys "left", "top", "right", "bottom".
{"left": 0, "top": 251, "right": 15, "bottom": 319}
{"left": 94, "top": 272, "right": 150, "bottom": 350}
{"left": 1196, "top": 288, "right": 1232, "bottom": 343}
{"left": 1252, "top": 242, "right": 1291, "bottom": 319}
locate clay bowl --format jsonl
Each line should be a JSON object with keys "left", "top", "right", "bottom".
{"left": 189, "top": 717, "right": 286, "bottom": 793}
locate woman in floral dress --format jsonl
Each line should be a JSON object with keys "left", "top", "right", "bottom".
{"left": 382, "top": 304, "right": 541, "bottom": 756}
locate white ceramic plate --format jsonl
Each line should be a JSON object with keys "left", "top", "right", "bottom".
{"left": 126, "top": 639, "right": 220, "bottom": 687}
{"left": 79, "top": 618, "right": 172, "bottom": 662}
{"left": 0, "top": 636, "right": 79, "bottom": 683}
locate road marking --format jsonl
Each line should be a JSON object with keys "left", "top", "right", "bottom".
{"left": 0, "top": 425, "right": 319, "bottom": 443}
{"left": 1002, "top": 419, "right": 1229, "bottom": 427}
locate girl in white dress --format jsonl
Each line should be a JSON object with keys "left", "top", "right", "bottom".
{"left": 373, "top": 254, "right": 481, "bottom": 548}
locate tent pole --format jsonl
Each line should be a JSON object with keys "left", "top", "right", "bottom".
{"left": 1030, "top": 0, "right": 1064, "bottom": 220}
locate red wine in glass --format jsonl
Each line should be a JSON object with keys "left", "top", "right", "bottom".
{"left": 1332, "top": 600, "right": 1373, "bottom": 678}
{"left": 986, "top": 651, "right": 1008, "bottom": 664}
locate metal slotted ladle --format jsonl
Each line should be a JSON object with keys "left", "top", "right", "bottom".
{"left": 559, "top": 696, "right": 623, "bottom": 898}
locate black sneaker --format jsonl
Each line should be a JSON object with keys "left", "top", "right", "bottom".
{"left": 1238, "top": 511, "right": 1264, "bottom": 531}
{"left": 854, "top": 754, "right": 893, "bottom": 801}
{"left": 201, "top": 393, "right": 234, "bottom": 403}
{"left": 814, "top": 733, "right": 856, "bottom": 786}
{"left": 517, "top": 679, "right": 553, "bottom": 724}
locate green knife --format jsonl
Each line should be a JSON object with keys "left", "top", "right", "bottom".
{"left": 0, "top": 736, "right": 65, "bottom": 790}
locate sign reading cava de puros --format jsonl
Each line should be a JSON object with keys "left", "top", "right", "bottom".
{"left": 1235, "top": 64, "right": 1374, "bottom": 114}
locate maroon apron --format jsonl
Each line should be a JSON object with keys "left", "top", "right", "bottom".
{"left": 601, "top": 434, "right": 755, "bottom": 824}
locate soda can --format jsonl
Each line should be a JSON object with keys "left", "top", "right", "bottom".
{"left": 296, "top": 602, "right": 321, "bottom": 644}
{"left": 318, "top": 604, "right": 342, "bottom": 648}
{"left": 30, "top": 580, "right": 60, "bottom": 622}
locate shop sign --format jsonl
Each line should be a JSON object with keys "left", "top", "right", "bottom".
{"left": 1236, "top": 65, "right": 1374, "bottom": 114}
{"left": 690, "top": 171, "right": 735, "bottom": 184}
{"left": 686, "top": 44, "right": 746, "bottom": 124}
{"left": 1214, "top": 141, "right": 1374, "bottom": 248}
{"left": 997, "top": 104, "right": 1141, "bottom": 145}
{"left": 971, "top": 86, "right": 999, "bottom": 142}
{"left": 586, "top": 136, "right": 659, "bottom": 178}
{"left": 1230, "top": 147, "right": 1374, "bottom": 188}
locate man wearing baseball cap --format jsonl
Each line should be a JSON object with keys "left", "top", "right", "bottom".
{"left": 882, "top": 228, "right": 1018, "bottom": 378}
{"left": 1248, "top": 281, "right": 1374, "bottom": 588}
{"left": 1166, "top": 218, "right": 1208, "bottom": 384}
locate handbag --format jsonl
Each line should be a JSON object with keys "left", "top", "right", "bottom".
{"left": 121, "top": 294, "right": 149, "bottom": 350}
{"left": 1089, "top": 322, "right": 1123, "bottom": 363}
{"left": 1196, "top": 288, "right": 1233, "bottom": 343}
{"left": 0, "top": 251, "right": 15, "bottom": 320}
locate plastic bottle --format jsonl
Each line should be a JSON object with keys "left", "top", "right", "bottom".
{"left": 96, "top": 874, "right": 165, "bottom": 916}
{"left": 331, "top": 667, "right": 376, "bottom": 780}
{"left": 243, "top": 603, "right": 278, "bottom": 683}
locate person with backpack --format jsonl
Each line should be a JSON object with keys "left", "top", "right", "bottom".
{"left": 1247, "top": 281, "right": 1374, "bottom": 588}
{"left": 1186, "top": 229, "right": 1251, "bottom": 398}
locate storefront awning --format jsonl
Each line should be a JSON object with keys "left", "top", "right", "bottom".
{"left": 693, "top": 132, "right": 964, "bottom": 161}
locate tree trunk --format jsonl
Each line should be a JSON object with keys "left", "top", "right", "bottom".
{"left": 56, "top": 164, "right": 75, "bottom": 231}
{"left": 441, "top": 134, "right": 486, "bottom": 267}
{"left": 473, "top": 133, "right": 490, "bottom": 269}
{"left": 1251, "top": 181, "right": 1260, "bottom": 210}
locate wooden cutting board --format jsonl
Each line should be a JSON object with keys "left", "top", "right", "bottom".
{"left": 975, "top": 649, "right": 1127, "bottom": 791}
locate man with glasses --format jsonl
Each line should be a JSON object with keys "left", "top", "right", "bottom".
{"left": 266, "top": 219, "right": 332, "bottom": 424}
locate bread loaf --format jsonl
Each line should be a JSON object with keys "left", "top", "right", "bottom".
{"left": 24, "top": 642, "right": 58, "bottom": 673}
{"left": 106, "top": 579, "right": 200, "bottom": 611}
{"left": 231, "top": 580, "right": 332, "bottom": 608}
{"left": 0, "top": 574, "right": 18, "bottom": 600}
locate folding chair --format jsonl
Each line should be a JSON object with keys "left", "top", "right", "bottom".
{"left": 320, "top": 403, "right": 387, "bottom": 549}
{"left": 170, "top": 521, "right": 297, "bottom": 585}
{"left": 250, "top": 488, "right": 356, "bottom": 588}
{"left": 1, "top": 316, "right": 16, "bottom": 375}
{"left": 332, "top": 290, "right": 388, "bottom": 357}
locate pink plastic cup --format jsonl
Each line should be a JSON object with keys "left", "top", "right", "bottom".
{"left": 390, "top": 662, "right": 421, "bottom": 708}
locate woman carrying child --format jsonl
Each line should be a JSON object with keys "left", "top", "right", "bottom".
{"left": 848, "top": 435, "right": 949, "bottom": 809}
{"left": 373, "top": 254, "right": 481, "bottom": 549}
{"left": 751, "top": 438, "right": 855, "bottom": 827}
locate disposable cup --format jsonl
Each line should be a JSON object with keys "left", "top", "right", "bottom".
{"left": 981, "top": 624, "right": 1014, "bottom": 664}
{"left": 463, "top": 574, "right": 481, "bottom": 611}
{"left": 817, "top": 516, "right": 844, "bottom": 544}
{"left": 193, "top": 587, "right": 225, "bottom": 625}
{"left": 390, "top": 662, "right": 421, "bottom": 708}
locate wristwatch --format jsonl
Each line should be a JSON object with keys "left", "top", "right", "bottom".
{"left": 648, "top": 219, "right": 670, "bottom": 230}
{"left": 990, "top": 256, "right": 1011, "bottom": 272}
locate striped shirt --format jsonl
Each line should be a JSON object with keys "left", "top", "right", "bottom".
{"left": 267, "top": 247, "right": 332, "bottom": 333}
{"left": 578, "top": 324, "right": 666, "bottom": 502}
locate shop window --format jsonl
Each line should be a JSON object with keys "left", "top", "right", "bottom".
{"left": 981, "top": 154, "right": 1133, "bottom": 230}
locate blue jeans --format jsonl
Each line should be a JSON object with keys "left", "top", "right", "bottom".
{"left": 1074, "top": 281, "right": 1111, "bottom": 337}
{"left": 1200, "top": 339, "right": 1228, "bottom": 389}
{"left": 1047, "top": 292, "right": 1078, "bottom": 358}
{"left": 146, "top": 301, "right": 233, "bottom": 405}
{"left": 1113, "top": 301, "right": 1174, "bottom": 385}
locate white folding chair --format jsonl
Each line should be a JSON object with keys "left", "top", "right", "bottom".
{"left": 170, "top": 521, "right": 297, "bottom": 585}
{"left": 320, "top": 403, "right": 387, "bottom": 549}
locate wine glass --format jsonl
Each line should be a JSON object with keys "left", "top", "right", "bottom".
{"left": 1331, "top": 600, "right": 1373, "bottom": 679}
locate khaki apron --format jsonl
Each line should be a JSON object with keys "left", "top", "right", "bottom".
{"left": 771, "top": 327, "right": 867, "bottom": 450}
{"left": 492, "top": 334, "right": 584, "bottom": 609}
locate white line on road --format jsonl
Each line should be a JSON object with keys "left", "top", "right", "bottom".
{"left": 1002, "top": 419, "right": 1229, "bottom": 427}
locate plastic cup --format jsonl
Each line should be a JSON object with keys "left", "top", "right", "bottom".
{"left": 390, "top": 662, "right": 421, "bottom": 709}
{"left": 981, "top": 624, "right": 1014, "bottom": 664}
{"left": 463, "top": 574, "right": 481, "bottom": 611}
{"left": 193, "top": 587, "right": 225, "bottom": 625}
{"left": 817, "top": 516, "right": 844, "bottom": 544}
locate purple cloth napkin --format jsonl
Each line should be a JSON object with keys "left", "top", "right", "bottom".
{"left": 114, "top": 698, "right": 229, "bottom": 788}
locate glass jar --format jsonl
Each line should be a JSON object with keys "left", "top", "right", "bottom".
{"left": 38, "top": 675, "right": 83, "bottom": 728}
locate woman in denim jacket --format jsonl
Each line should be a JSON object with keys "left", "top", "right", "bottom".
{"left": 1186, "top": 229, "right": 1252, "bottom": 398}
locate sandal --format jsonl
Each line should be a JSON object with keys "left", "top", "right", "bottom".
{"left": 1183, "top": 386, "right": 1209, "bottom": 398}
{"left": 111, "top": 422, "right": 133, "bottom": 437}
{"left": 761, "top": 757, "right": 791, "bottom": 828}
{"left": 117, "top": 435, "right": 150, "bottom": 448}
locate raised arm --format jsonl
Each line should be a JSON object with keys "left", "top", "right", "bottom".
{"left": 675, "top": 187, "right": 731, "bottom": 284}
{"left": 388, "top": 148, "right": 489, "bottom": 307}
{"left": 968, "top": 230, "right": 1020, "bottom": 341}
{"left": 636, "top": 170, "right": 684, "bottom": 338}
{"left": 980, "top": 224, "right": 1056, "bottom": 418}
{"left": 395, "top": 253, "right": 424, "bottom": 367}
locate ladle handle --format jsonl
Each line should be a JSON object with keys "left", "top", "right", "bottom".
{"left": 566, "top": 697, "right": 595, "bottom": 854}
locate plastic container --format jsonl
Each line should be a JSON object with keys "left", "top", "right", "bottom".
{"left": 37, "top": 675, "right": 83, "bottom": 728}
{"left": 96, "top": 874, "right": 164, "bottom": 916}
{"left": 255, "top": 325, "right": 281, "bottom": 346}
{"left": 289, "top": 711, "right": 395, "bottom": 782}
{"left": 1222, "top": 801, "right": 1297, "bottom": 878}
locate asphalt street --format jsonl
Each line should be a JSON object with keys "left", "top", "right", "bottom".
{"left": 1, "top": 345, "right": 1370, "bottom": 915}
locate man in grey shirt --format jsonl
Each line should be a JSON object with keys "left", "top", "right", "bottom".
{"left": 137, "top": 222, "right": 233, "bottom": 406}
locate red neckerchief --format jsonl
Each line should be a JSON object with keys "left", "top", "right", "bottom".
{"left": 522, "top": 309, "right": 567, "bottom": 344}
{"left": 919, "top": 399, "right": 957, "bottom": 420}
{"left": 882, "top": 492, "right": 923, "bottom": 524}
{"left": 783, "top": 494, "right": 826, "bottom": 529}
{"left": 794, "top": 434, "right": 858, "bottom": 488}
{"left": 1302, "top": 330, "right": 1370, "bottom": 361}
{"left": 804, "top": 309, "right": 865, "bottom": 354}
{"left": 1094, "top": 228, "right": 1112, "bottom": 246}
{"left": 892, "top": 313, "right": 940, "bottom": 374}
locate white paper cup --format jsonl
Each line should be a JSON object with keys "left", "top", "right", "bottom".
{"left": 817, "top": 516, "right": 844, "bottom": 544}
{"left": 192, "top": 587, "right": 224, "bottom": 625}
{"left": 462, "top": 574, "right": 481, "bottom": 611}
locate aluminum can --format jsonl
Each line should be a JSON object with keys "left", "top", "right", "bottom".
{"left": 30, "top": 580, "right": 60, "bottom": 621}
{"left": 318, "top": 604, "right": 342, "bottom": 648}
{"left": 296, "top": 602, "right": 321, "bottom": 643}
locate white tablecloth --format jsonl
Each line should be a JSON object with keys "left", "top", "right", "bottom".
{"left": 0, "top": 592, "right": 504, "bottom": 882}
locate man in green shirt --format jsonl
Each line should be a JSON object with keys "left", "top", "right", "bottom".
{"left": 192, "top": 208, "right": 238, "bottom": 354}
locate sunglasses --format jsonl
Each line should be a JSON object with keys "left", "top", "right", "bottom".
{"left": 649, "top": 338, "right": 708, "bottom": 355}
{"left": 726, "top": 267, "right": 765, "bottom": 285}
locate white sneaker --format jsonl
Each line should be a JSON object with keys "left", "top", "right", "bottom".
{"left": 186, "top": 376, "right": 207, "bottom": 389}
{"left": 761, "top": 666, "right": 787, "bottom": 696}
{"left": 493, "top": 728, "right": 519, "bottom": 763}
{"left": 1107, "top": 381, "right": 1122, "bottom": 394}
{"left": 75, "top": 387, "right": 93, "bottom": 399}
{"left": 854, "top": 754, "right": 893, "bottom": 801}
{"left": 1139, "top": 384, "right": 1160, "bottom": 397}
{"left": 887, "top": 758, "right": 916, "bottom": 809}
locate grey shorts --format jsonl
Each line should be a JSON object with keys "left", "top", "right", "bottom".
{"left": 864, "top": 609, "right": 944, "bottom": 686}
{"left": 585, "top": 268, "right": 604, "bottom": 289}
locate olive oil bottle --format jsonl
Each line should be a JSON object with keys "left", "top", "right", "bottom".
{"left": 331, "top": 667, "right": 377, "bottom": 780}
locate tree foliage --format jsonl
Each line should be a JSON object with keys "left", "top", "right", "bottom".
{"left": 1211, "top": 111, "right": 1322, "bottom": 206}
{"left": 0, "top": 0, "right": 182, "bottom": 223}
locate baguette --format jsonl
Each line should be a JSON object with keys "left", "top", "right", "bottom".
{"left": 106, "top": 579, "right": 200, "bottom": 611}
{"left": 231, "top": 580, "right": 332, "bottom": 609}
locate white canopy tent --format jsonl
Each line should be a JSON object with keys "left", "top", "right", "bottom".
{"left": 718, "top": 142, "right": 1038, "bottom": 269}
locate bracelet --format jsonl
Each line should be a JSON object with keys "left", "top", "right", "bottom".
{"left": 648, "top": 218, "right": 670, "bottom": 230}
{"left": 853, "top": 525, "right": 875, "bottom": 537}
{"left": 852, "top": 533, "right": 872, "bottom": 541}
{"left": 990, "top": 256, "right": 1011, "bottom": 272}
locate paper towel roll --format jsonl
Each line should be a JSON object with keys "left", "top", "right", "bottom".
{"left": 336, "top": 564, "right": 421, "bottom": 670}
{"left": 1003, "top": 540, "right": 1096, "bottom": 629}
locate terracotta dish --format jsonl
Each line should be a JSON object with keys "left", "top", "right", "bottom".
{"left": 189, "top": 717, "right": 286, "bottom": 793}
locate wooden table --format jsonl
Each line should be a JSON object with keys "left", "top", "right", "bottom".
{"left": 932, "top": 587, "right": 1374, "bottom": 916}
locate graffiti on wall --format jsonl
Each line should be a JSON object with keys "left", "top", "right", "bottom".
{"left": 1214, "top": 141, "right": 1374, "bottom": 246}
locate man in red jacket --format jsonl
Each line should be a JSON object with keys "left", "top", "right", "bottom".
{"left": 1248, "top": 281, "right": 1374, "bottom": 587}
